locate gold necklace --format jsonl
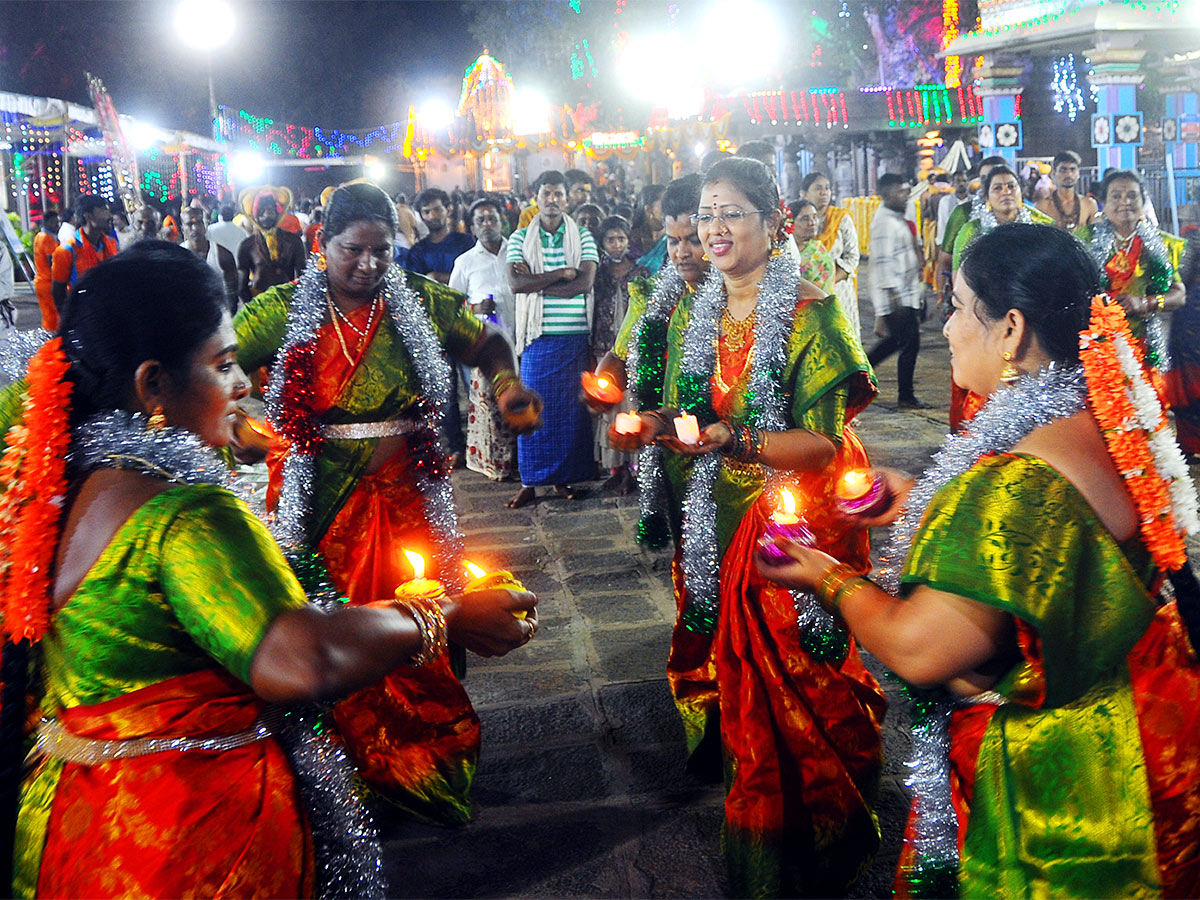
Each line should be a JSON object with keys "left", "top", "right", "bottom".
{"left": 720, "top": 306, "right": 756, "bottom": 353}
{"left": 326, "top": 293, "right": 382, "bottom": 367}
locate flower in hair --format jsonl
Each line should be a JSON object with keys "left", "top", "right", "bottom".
{"left": 0, "top": 338, "right": 73, "bottom": 642}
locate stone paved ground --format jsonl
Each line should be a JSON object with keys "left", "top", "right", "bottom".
{"left": 377, "top": 297, "right": 955, "bottom": 899}
{"left": 6, "top": 280, "right": 1196, "bottom": 899}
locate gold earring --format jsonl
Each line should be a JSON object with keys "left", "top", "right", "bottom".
{"left": 315, "top": 252, "right": 327, "bottom": 272}
{"left": 148, "top": 405, "right": 166, "bottom": 430}
{"left": 1000, "top": 352, "right": 1020, "bottom": 385}
{"left": 701, "top": 252, "right": 710, "bottom": 261}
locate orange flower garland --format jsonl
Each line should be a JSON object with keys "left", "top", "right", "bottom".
{"left": 0, "top": 337, "right": 73, "bottom": 642}
{"left": 1080, "top": 295, "right": 1188, "bottom": 572}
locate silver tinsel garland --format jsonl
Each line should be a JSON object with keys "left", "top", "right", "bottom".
{"left": 1087, "top": 217, "right": 1175, "bottom": 371}
{"left": 972, "top": 200, "right": 1034, "bottom": 233}
{"left": 267, "top": 256, "right": 465, "bottom": 589}
{"left": 69, "top": 409, "right": 385, "bottom": 899}
{"left": 626, "top": 267, "right": 687, "bottom": 546}
{"left": 0, "top": 327, "right": 51, "bottom": 383}
{"left": 678, "top": 251, "right": 841, "bottom": 646}
{"left": 625, "top": 264, "right": 685, "bottom": 386}
{"left": 874, "top": 364, "right": 1087, "bottom": 886}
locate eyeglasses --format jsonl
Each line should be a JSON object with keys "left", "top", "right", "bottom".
{"left": 690, "top": 209, "right": 770, "bottom": 227}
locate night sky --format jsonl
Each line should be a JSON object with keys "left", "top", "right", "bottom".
{"left": 0, "top": 1, "right": 485, "bottom": 135}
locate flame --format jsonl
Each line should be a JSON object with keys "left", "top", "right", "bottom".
{"left": 464, "top": 560, "right": 487, "bottom": 579}
{"left": 839, "top": 470, "right": 872, "bottom": 499}
{"left": 779, "top": 489, "right": 796, "bottom": 517}
{"left": 403, "top": 549, "right": 425, "bottom": 579}
{"left": 597, "top": 376, "right": 610, "bottom": 390}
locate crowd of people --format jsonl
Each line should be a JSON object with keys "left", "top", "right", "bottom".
{"left": 3, "top": 136, "right": 1200, "bottom": 900}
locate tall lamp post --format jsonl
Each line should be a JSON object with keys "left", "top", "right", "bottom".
{"left": 173, "top": 0, "right": 236, "bottom": 141}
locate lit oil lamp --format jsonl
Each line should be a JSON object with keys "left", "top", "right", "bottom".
{"left": 463, "top": 560, "right": 530, "bottom": 619}
{"left": 613, "top": 412, "right": 642, "bottom": 435}
{"left": 673, "top": 413, "right": 701, "bottom": 446}
{"left": 581, "top": 371, "right": 624, "bottom": 405}
{"left": 757, "top": 488, "right": 815, "bottom": 566}
{"left": 835, "top": 469, "right": 893, "bottom": 518}
{"left": 394, "top": 549, "right": 446, "bottom": 602}
{"left": 503, "top": 396, "right": 542, "bottom": 430}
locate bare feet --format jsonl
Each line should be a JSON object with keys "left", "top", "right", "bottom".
{"left": 507, "top": 486, "right": 536, "bottom": 509}
{"left": 553, "top": 484, "right": 590, "bottom": 501}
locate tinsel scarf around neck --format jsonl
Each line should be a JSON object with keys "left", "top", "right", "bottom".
{"left": 875, "top": 365, "right": 1089, "bottom": 898}
{"left": 673, "top": 252, "right": 842, "bottom": 642}
{"left": 625, "top": 268, "right": 687, "bottom": 549}
{"left": 264, "top": 257, "right": 466, "bottom": 590}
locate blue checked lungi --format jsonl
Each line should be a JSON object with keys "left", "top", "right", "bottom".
{"left": 517, "top": 333, "right": 595, "bottom": 485}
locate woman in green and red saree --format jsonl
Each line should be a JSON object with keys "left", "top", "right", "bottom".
{"left": 763, "top": 223, "right": 1200, "bottom": 899}
{"left": 1, "top": 243, "right": 536, "bottom": 898}
{"left": 234, "top": 183, "right": 542, "bottom": 825}
{"left": 1074, "top": 170, "right": 1185, "bottom": 371}
{"left": 616, "top": 158, "right": 887, "bottom": 898}
{"left": 789, "top": 198, "right": 838, "bottom": 296}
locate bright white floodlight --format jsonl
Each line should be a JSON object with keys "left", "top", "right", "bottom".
{"left": 419, "top": 101, "right": 454, "bottom": 132}
{"left": 231, "top": 152, "right": 266, "bottom": 183}
{"left": 512, "top": 90, "right": 552, "bottom": 136}
{"left": 174, "top": 0, "right": 235, "bottom": 50}
{"left": 698, "top": 0, "right": 782, "bottom": 87}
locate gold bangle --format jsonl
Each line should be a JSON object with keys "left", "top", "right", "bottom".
{"left": 1154, "top": 294, "right": 1167, "bottom": 312}
{"left": 815, "top": 562, "right": 858, "bottom": 614}
{"left": 831, "top": 575, "right": 871, "bottom": 616}
{"left": 491, "top": 368, "right": 520, "bottom": 398}
{"left": 395, "top": 596, "right": 448, "bottom": 667}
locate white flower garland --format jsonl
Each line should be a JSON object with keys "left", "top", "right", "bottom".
{"left": 1111, "top": 332, "right": 1200, "bottom": 534}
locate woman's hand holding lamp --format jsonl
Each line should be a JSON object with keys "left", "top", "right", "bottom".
{"left": 581, "top": 371, "right": 624, "bottom": 407}
{"left": 835, "top": 469, "right": 893, "bottom": 518}
{"left": 463, "top": 561, "right": 529, "bottom": 620}
{"left": 757, "top": 489, "right": 816, "bottom": 565}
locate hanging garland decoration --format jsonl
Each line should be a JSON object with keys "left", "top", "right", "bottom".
{"left": 675, "top": 252, "right": 845, "bottom": 659}
{"left": 0, "top": 337, "right": 72, "bottom": 643}
{"left": 626, "top": 269, "right": 686, "bottom": 549}
{"left": 1087, "top": 217, "right": 1175, "bottom": 371}
{"left": 265, "top": 256, "right": 466, "bottom": 592}
{"left": 66, "top": 409, "right": 385, "bottom": 900}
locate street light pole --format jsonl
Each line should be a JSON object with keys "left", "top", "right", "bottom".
{"left": 207, "top": 49, "right": 217, "bottom": 140}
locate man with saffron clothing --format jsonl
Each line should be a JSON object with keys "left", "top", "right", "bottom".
{"left": 32, "top": 210, "right": 60, "bottom": 331}
{"left": 237, "top": 190, "right": 306, "bottom": 304}
{"left": 506, "top": 170, "right": 599, "bottom": 508}
{"left": 50, "top": 195, "right": 118, "bottom": 312}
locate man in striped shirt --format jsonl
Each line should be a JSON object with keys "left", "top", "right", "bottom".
{"left": 506, "top": 170, "right": 599, "bottom": 508}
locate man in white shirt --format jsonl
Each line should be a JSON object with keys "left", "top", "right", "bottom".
{"left": 868, "top": 173, "right": 927, "bottom": 410}
{"left": 450, "top": 197, "right": 516, "bottom": 337}
{"left": 207, "top": 203, "right": 249, "bottom": 257}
